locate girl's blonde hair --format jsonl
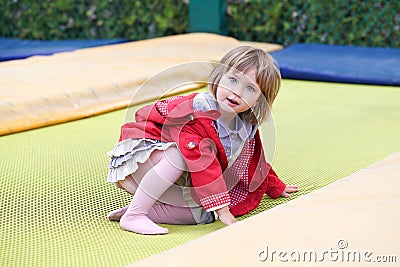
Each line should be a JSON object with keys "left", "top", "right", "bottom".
{"left": 208, "top": 46, "right": 281, "bottom": 124}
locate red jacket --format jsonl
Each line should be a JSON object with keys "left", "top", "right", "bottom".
{"left": 119, "top": 93, "right": 286, "bottom": 217}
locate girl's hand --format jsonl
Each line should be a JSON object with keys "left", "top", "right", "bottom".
{"left": 216, "top": 206, "right": 238, "bottom": 226}
{"left": 280, "top": 185, "right": 299, "bottom": 198}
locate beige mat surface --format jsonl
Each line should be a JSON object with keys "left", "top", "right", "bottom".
{"left": 0, "top": 33, "right": 282, "bottom": 136}
{"left": 130, "top": 150, "right": 400, "bottom": 267}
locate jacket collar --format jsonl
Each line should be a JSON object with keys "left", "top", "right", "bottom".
{"left": 165, "top": 93, "right": 220, "bottom": 124}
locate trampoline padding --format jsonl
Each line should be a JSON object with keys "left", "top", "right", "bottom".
{"left": 272, "top": 44, "right": 400, "bottom": 86}
{"left": 0, "top": 38, "right": 130, "bottom": 62}
{"left": 0, "top": 33, "right": 282, "bottom": 136}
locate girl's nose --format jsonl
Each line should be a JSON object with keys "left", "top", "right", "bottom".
{"left": 232, "top": 87, "right": 244, "bottom": 98}
{"left": 230, "top": 91, "right": 241, "bottom": 99}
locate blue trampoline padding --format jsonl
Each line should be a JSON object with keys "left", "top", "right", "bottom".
{"left": 271, "top": 44, "right": 400, "bottom": 86}
{"left": 0, "top": 38, "right": 130, "bottom": 61}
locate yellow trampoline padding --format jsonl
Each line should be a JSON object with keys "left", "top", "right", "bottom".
{"left": 0, "top": 33, "right": 282, "bottom": 136}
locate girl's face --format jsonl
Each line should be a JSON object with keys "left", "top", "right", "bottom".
{"left": 216, "top": 67, "right": 261, "bottom": 116}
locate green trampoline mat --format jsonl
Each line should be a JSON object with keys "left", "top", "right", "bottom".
{"left": 1, "top": 80, "right": 400, "bottom": 267}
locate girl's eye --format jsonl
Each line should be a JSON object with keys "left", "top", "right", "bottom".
{"left": 229, "top": 77, "right": 237, "bottom": 84}
{"left": 247, "top": 86, "right": 255, "bottom": 92}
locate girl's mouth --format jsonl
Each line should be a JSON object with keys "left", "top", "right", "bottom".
{"left": 227, "top": 98, "right": 239, "bottom": 105}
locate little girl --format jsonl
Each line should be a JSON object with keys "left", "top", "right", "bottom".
{"left": 106, "top": 46, "right": 298, "bottom": 235}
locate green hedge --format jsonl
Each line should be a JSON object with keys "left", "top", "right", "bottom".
{"left": 0, "top": 0, "right": 188, "bottom": 40}
{"left": 227, "top": 0, "right": 399, "bottom": 47}
{"left": 0, "top": 0, "right": 398, "bottom": 47}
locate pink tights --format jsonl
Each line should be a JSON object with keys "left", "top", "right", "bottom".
{"left": 111, "top": 147, "right": 196, "bottom": 235}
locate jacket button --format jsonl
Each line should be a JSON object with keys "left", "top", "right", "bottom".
{"left": 187, "top": 141, "right": 196, "bottom": 149}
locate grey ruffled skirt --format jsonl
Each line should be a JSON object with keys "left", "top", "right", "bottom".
{"left": 106, "top": 138, "right": 215, "bottom": 224}
{"left": 107, "top": 138, "right": 176, "bottom": 183}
